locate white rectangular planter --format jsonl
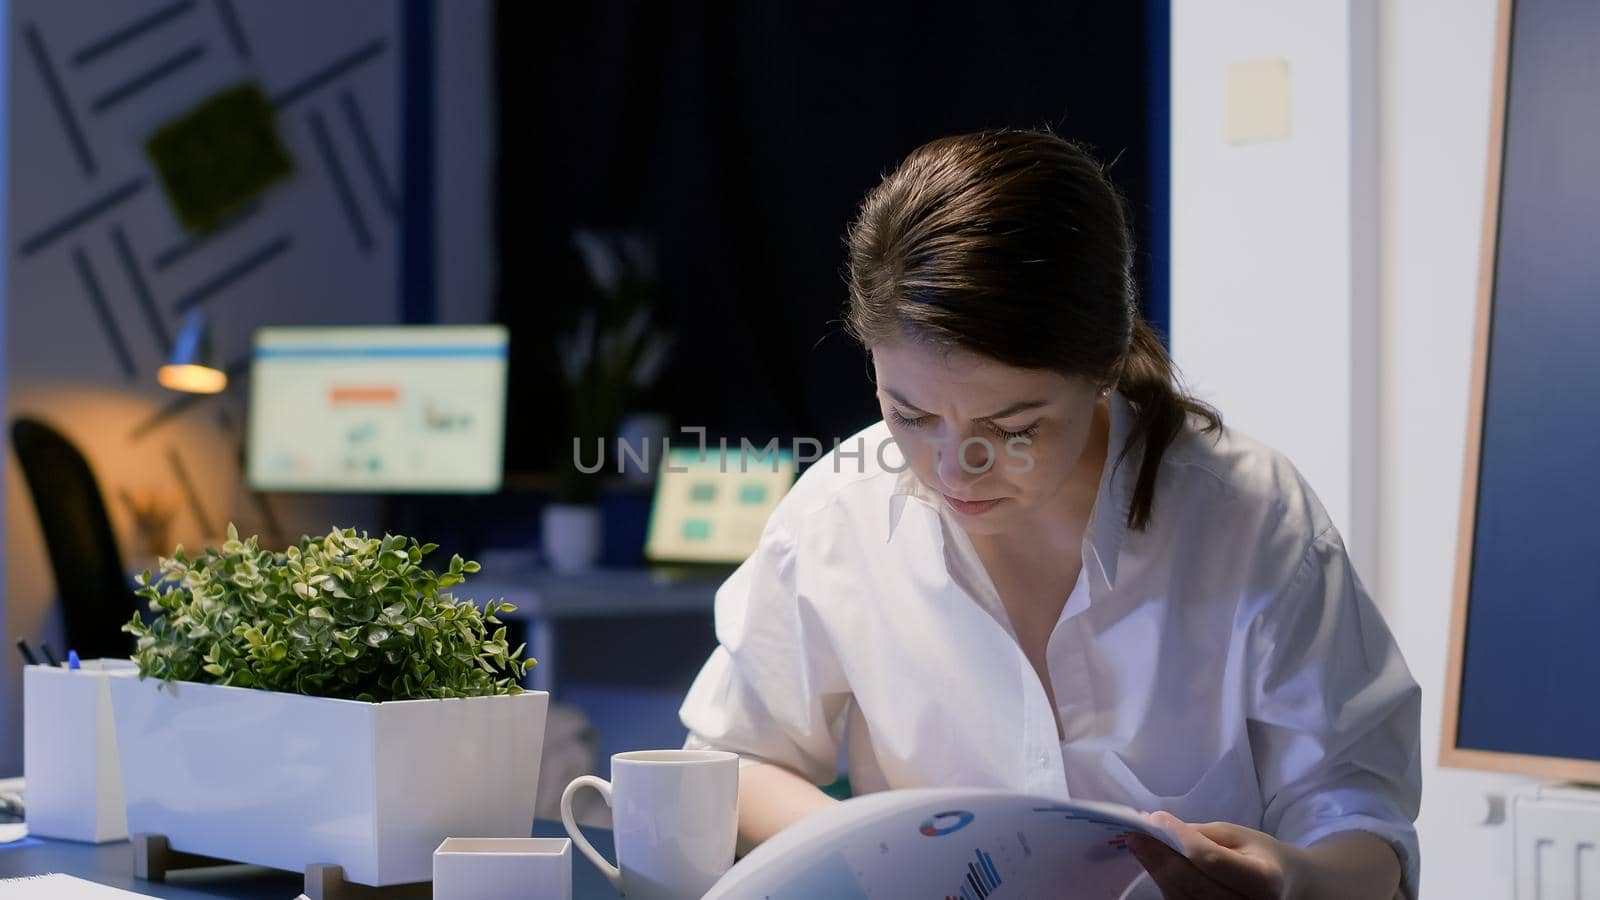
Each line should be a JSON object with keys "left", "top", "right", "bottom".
{"left": 108, "top": 678, "right": 548, "bottom": 886}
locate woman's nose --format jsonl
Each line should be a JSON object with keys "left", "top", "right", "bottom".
{"left": 936, "top": 431, "right": 995, "bottom": 491}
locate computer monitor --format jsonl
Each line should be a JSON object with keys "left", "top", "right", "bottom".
{"left": 246, "top": 325, "right": 508, "bottom": 493}
{"left": 645, "top": 447, "right": 797, "bottom": 564}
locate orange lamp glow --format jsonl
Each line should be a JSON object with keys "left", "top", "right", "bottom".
{"left": 157, "top": 363, "right": 227, "bottom": 394}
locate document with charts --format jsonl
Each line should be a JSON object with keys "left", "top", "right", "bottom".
{"left": 703, "top": 788, "right": 1183, "bottom": 900}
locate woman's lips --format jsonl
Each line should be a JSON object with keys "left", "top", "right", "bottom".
{"left": 943, "top": 494, "right": 1003, "bottom": 516}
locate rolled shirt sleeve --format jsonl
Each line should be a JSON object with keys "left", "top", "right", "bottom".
{"left": 1246, "top": 528, "right": 1423, "bottom": 899}
{"left": 679, "top": 513, "right": 850, "bottom": 786}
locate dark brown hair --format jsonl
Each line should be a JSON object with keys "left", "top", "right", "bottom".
{"left": 845, "top": 128, "right": 1220, "bottom": 530}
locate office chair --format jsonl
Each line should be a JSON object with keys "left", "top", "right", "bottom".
{"left": 10, "top": 418, "right": 137, "bottom": 660}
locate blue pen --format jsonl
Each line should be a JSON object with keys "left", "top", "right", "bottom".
{"left": 67, "top": 650, "right": 81, "bottom": 670}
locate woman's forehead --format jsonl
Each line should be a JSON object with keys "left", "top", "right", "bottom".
{"left": 872, "top": 340, "right": 1089, "bottom": 408}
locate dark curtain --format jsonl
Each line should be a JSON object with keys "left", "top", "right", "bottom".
{"left": 494, "top": 1, "right": 1152, "bottom": 474}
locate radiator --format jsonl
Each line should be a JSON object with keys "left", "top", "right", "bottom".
{"left": 1516, "top": 785, "right": 1600, "bottom": 900}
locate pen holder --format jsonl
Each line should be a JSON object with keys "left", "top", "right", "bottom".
{"left": 22, "top": 660, "right": 137, "bottom": 842}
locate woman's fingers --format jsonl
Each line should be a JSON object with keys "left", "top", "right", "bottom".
{"left": 1128, "top": 833, "right": 1201, "bottom": 897}
{"left": 1127, "top": 833, "right": 1241, "bottom": 899}
{"left": 1193, "top": 820, "right": 1257, "bottom": 850}
{"left": 1145, "top": 811, "right": 1288, "bottom": 900}
{"left": 1150, "top": 811, "right": 1228, "bottom": 868}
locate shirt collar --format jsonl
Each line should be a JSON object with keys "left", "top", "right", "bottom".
{"left": 886, "top": 390, "right": 1137, "bottom": 592}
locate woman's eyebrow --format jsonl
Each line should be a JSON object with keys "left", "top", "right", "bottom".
{"left": 980, "top": 399, "right": 1048, "bottom": 420}
{"left": 882, "top": 387, "right": 926, "bottom": 411}
{"left": 883, "top": 388, "right": 1046, "bottom": 420}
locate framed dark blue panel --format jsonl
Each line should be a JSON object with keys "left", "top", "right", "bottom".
{"left": 1443, "top": 0, "right": 1600, "bottom": 782}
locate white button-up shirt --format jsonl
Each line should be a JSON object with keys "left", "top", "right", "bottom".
{"left": 680, "top": 392, "right": 1422, "bottom": 897}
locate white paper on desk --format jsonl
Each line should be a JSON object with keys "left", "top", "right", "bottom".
{"left": 0, "top": 873, "right": 155, "bottom": 897}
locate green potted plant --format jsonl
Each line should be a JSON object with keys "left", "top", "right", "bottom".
{"left": 108, "top": 526, "right": 547, "bottom": 887}
{"left": 545, "top": 228, "right": 674, "bottom": 572}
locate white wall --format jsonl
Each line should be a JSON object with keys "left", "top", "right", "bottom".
{"left": 1175, "top": 0, "right": 1534, "bottom": 896}
{"left": 1377, "top": 0, "right": 1536, "bottom": 896}
{"left": 1169, "top": 0, "right": 1379, "bottom": 580}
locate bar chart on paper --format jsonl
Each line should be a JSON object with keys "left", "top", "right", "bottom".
{"left": 946, "top": 847, "right": 1004, "bottom": 900}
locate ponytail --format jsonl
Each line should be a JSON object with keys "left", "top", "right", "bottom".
{"left": 1115, "top": 317, "right": 1222, "bottom": 530}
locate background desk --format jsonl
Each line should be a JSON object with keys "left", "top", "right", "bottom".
{"left": 464, "top": 569, "right": 723, "bottom": 775}
{"left": 464, "top": 568, "right": 722, "bottom": 695}
{"left": 0, "top": 822, "right": 620, "bottom": 898}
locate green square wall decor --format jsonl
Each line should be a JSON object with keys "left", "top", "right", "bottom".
{"left": 147, "top": 83, "right": 294, "bottom": 233}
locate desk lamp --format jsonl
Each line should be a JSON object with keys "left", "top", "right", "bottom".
{"left": 158, "top": 311, "right": 226, "bottom": 394}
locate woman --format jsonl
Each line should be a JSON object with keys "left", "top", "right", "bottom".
{"left": 679, "top": 130, "right": 1421, "bottom": 899}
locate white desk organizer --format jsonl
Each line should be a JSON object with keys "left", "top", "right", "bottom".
{"left": 22, "top": 660, "right": 139, "bottom": 842}
{"left": 434, "top": 837, "right": 572, "bottom": 900}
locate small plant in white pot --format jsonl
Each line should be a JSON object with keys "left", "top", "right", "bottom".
{"left": 112, "top": 525, "right": 547, "bottom": 887}
{"left": 544, "top": 227, "right": 674, "bottom": 573}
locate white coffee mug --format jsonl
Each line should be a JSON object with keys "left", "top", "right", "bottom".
{"left": 560, "top": 749, "right": 738, "bottom": 900}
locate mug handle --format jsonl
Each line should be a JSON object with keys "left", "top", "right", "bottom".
{"left": 561, "top": 775, "right": 621, "bottom": 889}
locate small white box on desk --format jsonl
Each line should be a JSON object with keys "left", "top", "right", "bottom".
{"left": 22, "top": 660, "right": 138, "bottom": 843}
{"left": 434, "top": 837, "right": 572, "bottom": 900}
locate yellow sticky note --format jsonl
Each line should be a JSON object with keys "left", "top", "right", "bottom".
{"left": 1224, "top": 58, "right": 1292, "bottom": 144}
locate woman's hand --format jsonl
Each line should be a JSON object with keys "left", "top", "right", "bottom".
{"left": 1126, "top": 811, "right": 1297, "bottom": 900}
